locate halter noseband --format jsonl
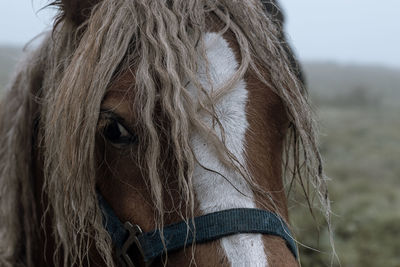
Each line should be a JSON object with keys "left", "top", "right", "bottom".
{"left": 98, "top": 194, "right": 298, "bottom": 267}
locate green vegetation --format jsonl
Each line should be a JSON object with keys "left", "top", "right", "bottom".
{"left": 1, "top": 48, "right": 399, "bottom": 266}
{"left": 292, "top": 63, "right": 400, "bottom": 267}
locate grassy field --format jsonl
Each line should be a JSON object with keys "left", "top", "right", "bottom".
{"left": 1, "top": 48, "right": 399, "bottom": 266}
{"left": 292, "top": 63, "right": 400, "bottom": 266}
{"left": 292, "top": 106, "right": 400, "bottom": 266}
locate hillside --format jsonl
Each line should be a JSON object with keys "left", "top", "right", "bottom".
{"left": 304, "top": 62, "right": 400, "bottom": 107}
{"left": 295, "top": 63, "right": 400, "bottom": 266}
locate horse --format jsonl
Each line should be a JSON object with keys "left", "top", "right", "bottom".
{"left": 0, "top": 0, "right": 331, "bottom": 266}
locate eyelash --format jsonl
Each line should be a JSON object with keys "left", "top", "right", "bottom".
{"left": 99, "top": 112, "right": 138, "bottom": 147}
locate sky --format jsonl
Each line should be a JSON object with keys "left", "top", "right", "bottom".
{"left": 280, "top": 0, "right": 400, "bottom": 68}
{"left": 0, "top": 0, "right": 399, "bottom": 68}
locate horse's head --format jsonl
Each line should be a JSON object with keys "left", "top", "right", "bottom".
{"left": 0, "top": 0, "right": 330, "bottom": 266}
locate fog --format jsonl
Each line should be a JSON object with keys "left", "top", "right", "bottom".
{"left": 1, "top": 1, "right": 400, "bottom": 67}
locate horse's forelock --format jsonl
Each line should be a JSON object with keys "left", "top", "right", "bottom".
{"left": 1, "top": 1, "right": 332, "bottom": 266}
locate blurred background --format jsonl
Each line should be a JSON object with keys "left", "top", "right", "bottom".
{"left": 0, "top": 1, "right": 399, "bottom": 266}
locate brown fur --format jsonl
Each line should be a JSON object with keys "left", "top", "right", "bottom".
{"left": 223, "top": 27, "right": 298, "bottom": 266}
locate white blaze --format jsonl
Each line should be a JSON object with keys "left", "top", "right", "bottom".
{"left": 189, "top": 33, "right": 268, "bottom": 266}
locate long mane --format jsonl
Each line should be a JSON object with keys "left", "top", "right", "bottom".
{"left": 0, "top": 1, "right": 331, "bottom": 266}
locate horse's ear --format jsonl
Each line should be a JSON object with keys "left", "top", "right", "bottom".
{"left": 58, "top": 0, "right": 101, "bottom": 25}
{"left": 261, "top": 0, "right": 285, "bottom": 25}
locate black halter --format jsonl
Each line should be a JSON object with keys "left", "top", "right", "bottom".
{"left": 98, "top": 194, "right": 297, "bottom": 267}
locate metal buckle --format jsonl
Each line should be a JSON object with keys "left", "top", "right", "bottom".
{"left": 116, "top": 222, "right": 151, "bottom": 267}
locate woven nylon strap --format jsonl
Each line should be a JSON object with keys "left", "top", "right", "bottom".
{"left": 98, "top": 194, "right": 298, "bottom": 263}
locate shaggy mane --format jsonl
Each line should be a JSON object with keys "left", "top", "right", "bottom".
{"left": 0, "top": 0, "right": 332, "bottom": 266}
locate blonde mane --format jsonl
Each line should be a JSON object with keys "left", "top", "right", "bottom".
{"left": 0, "top": 0, "right": 331, "bottom": 266}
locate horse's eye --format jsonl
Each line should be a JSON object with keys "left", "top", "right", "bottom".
{"left": 103, "top": 120, "right": 137, "bottom": 146}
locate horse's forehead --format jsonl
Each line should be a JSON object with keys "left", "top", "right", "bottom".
{"left": 107, "top": 70, "right": 136, "bottom": 95}
{"left": 101, "top": 71, "right": 137, "bottom": 122}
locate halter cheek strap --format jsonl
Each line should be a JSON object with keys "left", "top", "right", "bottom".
{"left": 97, "top": 194, "right": 298, "bottom": 267}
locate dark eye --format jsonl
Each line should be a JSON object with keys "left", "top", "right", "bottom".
{"left": 103, "top": 120, "right": 137, "bottom": 146}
